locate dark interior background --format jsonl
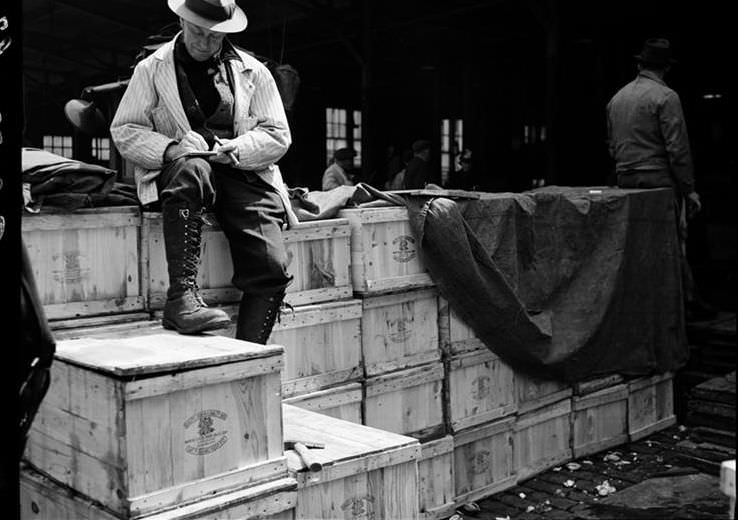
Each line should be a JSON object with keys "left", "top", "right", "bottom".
{"left": 21, "top": 0, "right": 735, "bottom": 310}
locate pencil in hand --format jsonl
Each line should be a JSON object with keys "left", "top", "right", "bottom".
{"left": 214, "top": 136, "right": 239, "bottom": 166}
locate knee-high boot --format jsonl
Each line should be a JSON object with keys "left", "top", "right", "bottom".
{"left": 235, "top": 291, "right": 287, "bottom": 344}
{"left": 161, "top": 204, "right": 231, "bottom": 334}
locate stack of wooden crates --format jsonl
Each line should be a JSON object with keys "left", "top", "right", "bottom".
{"left": 20, "top": 333, "right": 299, "bottom": 519}
{"left": 22, "top": 202, "right": 678, "bottom": 519}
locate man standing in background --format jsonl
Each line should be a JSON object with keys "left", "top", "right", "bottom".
{"left": 607, "top": 37, "right": 715, "bottom": 321}
{"left": 322, "top": 147, "right": 356, "bottom": 190}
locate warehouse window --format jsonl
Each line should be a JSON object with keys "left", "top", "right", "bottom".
{"left": 92, "top": 137, "right": 111, "bottom": 161}
{"left": 43, "top": 135, "right": 73, "bottom": 158}
{"left": 441, "top": 118, "right": 463, "bottom": 185}
{"left": 325, "top": 107, "right": 361, "bottom": 167}
{"left": 524, "top": 124, "right": 546, "bottom": 144}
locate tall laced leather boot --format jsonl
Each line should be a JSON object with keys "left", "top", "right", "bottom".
{"left": 235, "top": 291, "right": 289, "bottom": 344}
{"left": 161, "top": 204, "right": 231, "bottom": 334}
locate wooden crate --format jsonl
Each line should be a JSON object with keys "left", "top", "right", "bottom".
{"left": 453, "top": 417, "right": 517, "bottom": 505}
{"left": 571, "top": 383, "right": 629, "bottom": 458}
{"left": 514, "top": 398, "right": 572, "bottom": 482}
{"left": 214, "top": 299, "right": 363, "bottom": 398}
{"left": 361, "top": 289, "right": 440, "bottom": 376}
{"left": 418, "top": 436, "right": 455, "bottom": 520}
{"left": 515, "top": 371, "right": 573, "bottom": 414}
{"left": 438, "top": 297, "right": 486, "bottom": 357}
{"left": 364, "top": 362, "right": 445, "bottom": 440}
{"left": 20, "top": 466, "right": 296, "bottom": 520}
{"left": 338, "top": 206, "right": 434, "bottom": 295}
{"left": 22, "top": 207, "right": 144, "bottom": 321}
{"left": 24, "top": 333, "right": 286, "bottom": 518}
{"left": 142, "top": 214, "right": 352, "bottom": 310}
{"left": 283, "top": 404, "right": 421, "bottom": 520}
{"left": 282, "top": 383, "right": 363, "bottom": 424}
{"left": 627, "top": 372, "right": 676, "bottom": 441}
{"left": 445, "top": 349, "right": 516, "bottom": 432}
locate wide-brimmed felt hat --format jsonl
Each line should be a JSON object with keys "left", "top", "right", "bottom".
{"left": 168, "top": 0, "right": 247, "bottom": 33}
{"left": 634, "top": 38, "right": 677, "bottom": 66}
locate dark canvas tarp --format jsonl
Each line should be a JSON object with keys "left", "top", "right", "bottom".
{"left": 290, "top": 183, "right": 688, "bottom": 383}
{"left": 402, "top": 186, "right": 688, "bottom": 383}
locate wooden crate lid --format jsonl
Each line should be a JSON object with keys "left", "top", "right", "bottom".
{"left": 283, "top": 382, "right": 362, "bottom": 409}
{"left": 627, "top": 371, "right": 675, "bottom": 392}
{"left": 283, "top": 404, "right": 420, "bottom": 479}
{"left": 22, "top": 206, "right": 141, "bottom": 231}
{"left": 283, "top": 218, "right": 351, "bottom": 241}
{"left": 338, "top": 205, "right": 410, "bottom": 224}
{"left": 55, "top": 333, "right": 283, "bottom": 377}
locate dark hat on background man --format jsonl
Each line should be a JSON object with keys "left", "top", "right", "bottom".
{"left": 634, "top": 38, "right": 677, "bottom": 66}
{"left": 333, "top": 148, "right": 357, "bottom": 161}
{"left": 412, "top": 139, "right": 431, "bottom": 153}
{"left": 168, "top": 0, "right": 248, "bottom": 33}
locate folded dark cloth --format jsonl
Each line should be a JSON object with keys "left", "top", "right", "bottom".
{"left": 22, "top": 148, "right": 139, "bottom": 211}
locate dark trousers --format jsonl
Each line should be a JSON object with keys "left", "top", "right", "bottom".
{"left": 156, "top": 158, "right": 292, "bottom": 296}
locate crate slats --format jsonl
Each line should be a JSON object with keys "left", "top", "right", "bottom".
{"left": 338, "top": 206, "right": 434, "bottom": 295}
{"left": 142, "top": 214, "right": 352, "bottom": 310}
{"left": 283, "top": 383, "right": 363, "bottom": 424}
{"left": 361, "top": 289, "right": 440, "bottom": 376}
{"left": 627, "top": 372, "right": 676, "bottom": 441}
{"left": 453, "top": 417, "right": 517, "bottom": 505}
{"left": 25, "top": 333, "right": 286, "bottom": 518}
{"left": 364, "top": 362, "right": 445, "bottom": 440}
{"left": 514, "top": 398, "right": 572, "bottom": 482}
{"left": 571, "top": 383, "right": 629, "bottom": 458}
{"left": 22, "top": 207, "right": 143, "bottom": 320}
{"left": 213, "top": 299, "right": 363, "bottom": 398}
{"left": 445, "top": 349, "right": 517, "bottom": 432}
{"left": 438, "top": 297, "right": 486, "bottom": 357}
{"left": 418, "top": 435, "right": 455, "bottom": 520}
{"left": 283, "top": 404, "right": 420, "bottom": 520}
{"left": 20, "top": 466, "right": 297, "bottom": 520}
{"left": 515, "top": 371, "right": 572, "bottom": 414}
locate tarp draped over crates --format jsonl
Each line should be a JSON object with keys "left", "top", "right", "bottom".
{"left": 291, "top": 182, "right": 687, "bottom": 382}
{"left": 401, "top": 186, "right": 688, "bottom": 383}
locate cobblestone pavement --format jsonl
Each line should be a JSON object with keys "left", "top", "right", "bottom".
{"left": 452, "top": 424, "right": 735, "bottom": 520}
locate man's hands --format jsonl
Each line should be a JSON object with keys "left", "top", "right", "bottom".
{"left": 686, "top": 191, "right": 702, "bottom": 219}
{"left": 164, "top": 130, "right": 209, "bottom": 162}
{"left": 211, "top": 137, "right": 240, "bottom": 166}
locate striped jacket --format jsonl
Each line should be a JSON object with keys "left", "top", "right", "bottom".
{"left": 110, "top": 35, "right": 298, "bottom": 226}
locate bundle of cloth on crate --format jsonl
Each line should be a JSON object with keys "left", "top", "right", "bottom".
{"left": 291, "top": 183, "right": 688, "bottom": 383}
{"left": 22, "top": 147, "right": 138, "bottom": 212}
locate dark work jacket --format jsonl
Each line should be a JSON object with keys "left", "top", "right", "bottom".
{"left": 19, "top": 240, "right": 56, "bottom": 458}
{"left": 606, "top": 70, "right": 695, "bottom": 197}
{"left": 403, "top": 156, "right": 432, "bottom": 189}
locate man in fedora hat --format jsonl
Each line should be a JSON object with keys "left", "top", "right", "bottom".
{"left": 111, "top": 0, "right": 297, "bottom": 342}
{"left": 321, "top": 147, "right": 356, "bottom": 190}
{"left": 606, "top": 37, "right": 715, "bottom": 320}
